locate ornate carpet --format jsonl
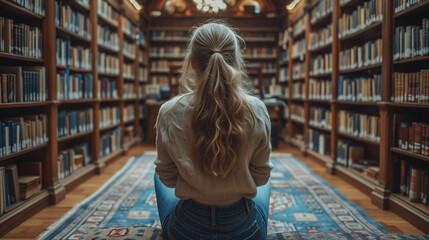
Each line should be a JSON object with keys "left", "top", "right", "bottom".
{"left": 38, "top": 152, "right": 425, "bottom": 239}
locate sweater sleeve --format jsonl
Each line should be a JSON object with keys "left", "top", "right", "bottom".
{"left": 249, "top": 103, "right": 273, "bottom": 186}
{"left": 154, "top": 104, "right": 178, "bottom": 188}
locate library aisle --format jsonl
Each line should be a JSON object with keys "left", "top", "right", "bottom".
{"left": 0, "top": 0, "right": 428, "bottom": 237}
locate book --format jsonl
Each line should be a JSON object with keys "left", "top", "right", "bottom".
{"left": 338, "top": 74, "right": 382, "bottom": 102}
{"left": 56, "top": 38, "right": 92, "bottom": 70}
{"left": 338, "top": 110, "right": 381, "bottom": 142}
{"left": 97, "top": 0, "right": 119, "bottom": 25}
{"left": 0, "top": 167, "right": 6, "bottom": 215}
{"left": 310, "top": 0, "right": 333, "bottom": 24}
{"left": 99, "top": 106, "right": 120, "bottom": 128}
{"left": 19, "top": 162, "right": 43, "bottom": 186}
{"left": 393, "top": 18, "right": 429, "bottom": 61}
{"left": 97, "top": 25, "right": 119, "bottom": 51}
{"left": 18, "top": 176, "right": 40, "bottom": 200}
{"left": 309, "top": 24, "right": 333, "bottom": 50}
{"left": 55, "top": 0, "right": 92, "bottom": 39}
{"left": 340, "top": 39, "right": 382, "bottom": 70}
{"left": 309, "top": 79, "right": 332, "bottom": 100}
{"left": 409, "top": 168, "right": 424, "bottom": 202}
{"left": 5, "top": 165, "right": 20, "bottom": 204}
{"left": 307, "top": 129, "right": 330, "bottom": 155}
{"left": 309, "top": 106, "right": 331, "bottom": 129}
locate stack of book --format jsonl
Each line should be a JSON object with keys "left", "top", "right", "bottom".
{"left": 18, "top": 176, "right": 40, "bottom": 200}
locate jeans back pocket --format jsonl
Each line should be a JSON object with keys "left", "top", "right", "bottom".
{"left": 168, "top": 216, "right": 205, "bottom": 240}
{"left": 226, "top": 220, "right": 262, "bottom": 240}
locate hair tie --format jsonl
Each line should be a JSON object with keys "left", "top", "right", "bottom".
{"left": 213, "top": 50, "right": 221, "bottom": 54}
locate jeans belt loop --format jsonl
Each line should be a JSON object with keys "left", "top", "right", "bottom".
{"left": 244, "top": 198, "right": 250, "bottom": 213}
{"left": 210, "top": 206, "right": 216, "bottom": 226}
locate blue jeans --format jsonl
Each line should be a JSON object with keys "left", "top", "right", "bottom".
{"left": 154, "top": 173, "right": 271, "bottom": 240}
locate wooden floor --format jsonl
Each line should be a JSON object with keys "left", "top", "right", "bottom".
{"left": 3, "top": 142, "right": 424, "bottom": 239}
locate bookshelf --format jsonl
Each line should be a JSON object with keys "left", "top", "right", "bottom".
{"left": 280, "top": 0, "right": 429, "bottom": 233}
{"left": 0, "top": 0, "right": 147, "bottom": 235}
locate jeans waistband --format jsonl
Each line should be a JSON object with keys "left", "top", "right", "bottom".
{"left": 179, "top": 198, "right": 254, "bottom": 225}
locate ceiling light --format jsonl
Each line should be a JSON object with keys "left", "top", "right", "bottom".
{"left": 193, "top": 0, "right": 235, "bottom": 13}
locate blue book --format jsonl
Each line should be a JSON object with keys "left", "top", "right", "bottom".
{"left": 5, "top": 172, "right": 11, "bottom": 206}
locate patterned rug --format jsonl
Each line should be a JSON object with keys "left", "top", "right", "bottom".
{"left": 40, "top": 152, "right": 395, "bottom": 239}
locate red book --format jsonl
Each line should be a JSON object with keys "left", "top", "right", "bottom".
{"left": 408, "top": 123, "right": 415, "bottom": 152}
{"left": 414, "top": 123, "right": 422, "bottom": 154}
{"left": 422, "top": 125, "right": 426, "bottom": 156}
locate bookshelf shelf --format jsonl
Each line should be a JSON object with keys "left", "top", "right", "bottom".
{"left": 56, "top": 65, "right": 92, "bottom": 73}
{"left": 393, "top": 55, "right": 429, "bottom": 65}
{"left": 0, "top": 102, "right": 49, "bottom": 109}
{"left": 123, "top": 76, "right": 136, "bottom": 82}
{"left": 98, "top": 148, "right": 124, "bottom": 166}
{"left": 150, "top": 56, "right": 184, "bottom": 60}
{"left": 124, "top": 98, "right": 138, "bottom": 102}
{"left": 338, "top": 132, "right": 380, "bottom": 146}
{"left": 305, "top": 148, "right": 333, "bottom": 164}
{"left": 123, "top": 54, "right": 136, "bottom": 62}
{"left": 55, "top": 25, "right": 91, "bottom": 44}
{"left": 391, "top": 147, "right": 429, "bottom": 163}
{"left": 307, "top": 99, "right": 332, "bottom": 104}
{"left": 385, "top": 102, "right": 429, "bottom": 109}
{"left": 335, "top": 100, "right": 379, "bottom": 106}
{"left": 98, "top": 72, "right": 120, "bottom": 78}
{"left": 292, "top": 77, "right": 305, "bottom": 81}
{"left": 309, "top": 42, "right": 332, "bottom": 54}
{"left": 0, "top": 0, "right": 44, "bottom": 20}
{"left": 389, "top": 194, "right": 429, "bottom": 232}
{"left": 59, "top": 164, "right": 96, "bottom": 191}
{"left": 58, "top": 130, "right": 94, "bottom": 143}
{"left": 98, "top": 44, "right": 120, "bottom": 54}
{"left": 244, "top": 39, "right": 276, "bottom": 44}
{"left": 99, "top": 98, "right": 122, "bottom": 103}
{"left": 62, "top": 0, "right": 90, "bottom": 12}
{"left": 336, "top": 165, "right": 379, "bottom": 190}
{"left": 139, "top": 62, "right": 147, "bottom": 67}
{"left": 0, "top": 143, "right": 48, "bottom": 163}
{"left": 56, "top": 99, "right": 97, "bottom": 105}
{"left": 100, "top": 123, "right": 121, "bottom": 132}
{"left": 340, "top": 0, "right": 362, "bottom": 10}
{"left": 291, "top": 98, "right": 305, "bottom": 102}
{"left": 97, "top": 14, "right": 118, "bottom": 29}
{"left": 0, "top": 190, "right": 49, "bottom": 234}
{"left": 310, "top": 72, "right": 332, "bottom": 78}
{"left": 244, "top": 57, "right": 277, "bottom": 61}
{"left": 0, "top": 52, "right": 44, "bottom": 63}
{"left": 311, "top": 12, "right": 332, "bottom": 28}
{"left": 339, "top": 21, "right": 382, "bottom": 42}
{"left": 123, "top": 32, "right": 136, "bottom": 41}
{"left": 124, "top": 119, "right": 136, "bottom": 125}
{"left": 291, "top": 119, "right": 305, "bottom": 125}
{"left": 293, "top": 30, "right": 305, "bottom": 40}
{"left": 394, "top": 1, "right": 429, "bottom": 19}
{"left": 309, "top": 124, "right": 331, "bottom": 132}
{"left": 339, "top": 62, "right": 382, "bottom": 74}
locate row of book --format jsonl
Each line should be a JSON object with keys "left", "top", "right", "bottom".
{"left": 394, "top": 0, "right": 428, "bottom": 14}
{"left": 124, "top": 83, "right": 136, "bottom": 99}
{"left": 0, "top": 66, "right": 47, "bottom": 103}
{"left": 0, "top": 163, "right": 43, "bottom": 215}
{"left": 241, "top": 32, "right": 276, "bottom": 42}
{"left": 278, "top": 29, "right": 289, "bottom": 49}
{"left": 122, "top": 17, "right": 136, "bottom": 38}
{"left": 123, "top": 63, "right": 135, "bottom": 79}
{"left": 56, "top": 38, "right": 92, "bottom": 70}
{"left": 97, "top": 0, "right": 119, "bottom": 25}
{"left": 280, "top": 49, "right": 289, "bottom": 65}
{"left": 279, "top": 67, "right": 289, "bottom": 82}
{"left": 307, "top": 129, "right": 330, "bottom": 155}
{"left": 309, "top": 24, "right": 332, "bottom": 51}
{"left": 151, "top": 60, "right": 172, "bottom": 72}
{"left": 292, "top": 82, "right": 304, "bottom": 99}
{"left": 309, "top": 78, "right": 332, "bottom": 100}
{"left": 336, "top": 140, "right": 379, "bottom": 179}
{"left": 310, "top": 0, "right": 333, "bottom": 24}
{"left": 55, "top": 0, "right": 92, "bottom": 39}
{"left": 0, "top": 17, "right": 43, "bottom": 58}
{"left": 395, "top": 120, "right": 429, "bottom": 156}
{"left": 0, "top": 115, "right": 48, "bottom": 157}
{"left": 97, "top": 25, "right": 119, "bottom": 51}
{"left": 280, "top": 85, "right": 289, "bottom": 98}
{"left": 292, "top": 38, "right": 306, "bottom": 59}
{"left": 292, "top": 62, "right": 305, "bottom": 80}
{"left": 393, "top": 19, "right": 429, "bottom": 61}
{"left": 100, "top": 127, "right": 121, "bottom": 157}
{"left": 138, "top": 67, "right": 147, "bottom": 82}
{"left": 7, "top": 0, "right": 45, "bottom": 16}
{"left": 391, "top": 70, "right": 429, "bottom": 103}
{"left": 337, "top": 74, "right": 382, "bottom": 102}
{"left": 123, "top": 39, "right": 136, "bottom": 60}
{"left": 339, "top": 39, "right": 382, "bottom": 71}
{"left": 310, "top": 53, "right": 332, "bottom": 76}
{"left": 293, "top": 17, "right": 306, "bottom": 37}
{"left": 151, "top": 31, "right": 188, "bottom": 41}
{"left": 57, "top": 109, "right": 93, "bottom": 138}
{"left": 244, "top": 48, "right": 277, "bottom": 59}
{"left": 150, "top": 76, "right": 169, "bottom": 86}
{"left": 57, "top": 143, "right": 91, "bottom": 180}
{"left": 138, "top": 30, "right": 145, "bottom": 47}
{"left": 309, "top": 107, "right": 331, "bottom": 130}
{"left": 399, "top": 161, "right": 428, "bottom": 206}
{"left": 56, "top": 70, "right": 93, "bottom": 100}
{"left": 150, "top": 46, "right": 187, "bottom": 58}
{"left": 97, "top": 78, "right": 117, "bottom": 99}
{"left": 262, "top": 63, "right": 276, "bottom": 74}
{"left": 99, "top": 106, "right": 120, "bottom": 128}
{"left": 338, "top": 0, "right": 384, "bottom": 39}
{"left": 291, "top": 104, "right": 305, "bottom": 123}
{"left": 338, "top": 110, "right": 381, "bottom": 142}
{"left": 98, "top": 53, "right": 119, "bottom": 74}
{"left": 124, "top": 105, "right": 135, "bottom": 122}
{"left": 139, "top": 49, "right": 145, "bottom": 64}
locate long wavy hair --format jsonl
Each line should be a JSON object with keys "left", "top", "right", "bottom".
{"left": 179, "top": 21, "right": 255, "bottom": 177}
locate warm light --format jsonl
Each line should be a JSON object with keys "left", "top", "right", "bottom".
{"left": 194, "top": 0, "right": 235, "bottom": 13}
{"left": 286, "top": 0, "right": 301, "bottom": 10}
{"left": 128, "top": 0, "right": 142, "bottom": 10}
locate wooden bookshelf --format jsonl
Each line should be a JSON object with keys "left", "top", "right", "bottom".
{"left": 0, "top": 0, "right": 147, "bottom": 235}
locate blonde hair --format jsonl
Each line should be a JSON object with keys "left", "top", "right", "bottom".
{"left": 180, "top": 21, "right": 255, "bottom": 177}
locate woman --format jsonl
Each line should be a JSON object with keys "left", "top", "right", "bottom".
{"left": 154, "top": 21, "right": 272, "bottom": 240}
